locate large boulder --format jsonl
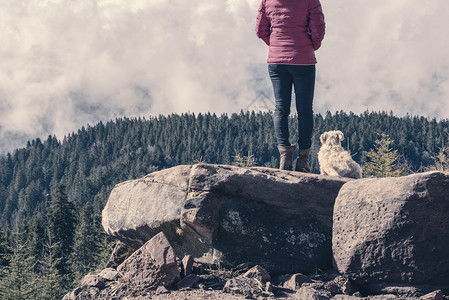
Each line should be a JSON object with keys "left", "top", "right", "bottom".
{"left": 103, "top": 164, "right": 351, "bottom": 274}
{"left": 333, "top": 171, "right": 449, "bottom": 294}
{"left": 102, "top": 165, "right": 191, "bottom": 249}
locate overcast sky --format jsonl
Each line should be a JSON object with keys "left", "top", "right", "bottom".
{"left": 1, "top": 0, "right": 448, "bottom": 153}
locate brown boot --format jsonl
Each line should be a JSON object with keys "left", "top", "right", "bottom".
{"left": 278, "top": 145, "right": 296, "bottom": 170}
{"left": 296, "top": 148, "right": 311, "bottom": 173}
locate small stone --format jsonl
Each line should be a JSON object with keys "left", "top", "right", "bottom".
{"left": 177, "top": 274, "right": 200, "bottom": 290}
{"left": 181, "top": 255, "right": 194, "bottom": 277}
{"left": 80, "top": 275, "right": 105, "bottom": 288}
{"left": 332, "top": 295, "right": 362, "bottom": 300}
{"left": 155, "top": 285, "right": 169, "bottom": 295}
{"left": 224, "top": 276, "right": 264, "bottom": 297}
{"left": 98, "top": 268, "right": 120, "bottom": 281}
{"left": 420, "top": 290, "right": 443, "bottom": 300}
{"left": 296, "top": 285, "right": 331, "bottom": 300}
{"left": 367, "top": 295, "right": 398, "bottom": 299}
{"left": 282, "top": 273, "right": 313, "bottom": 291}
{"left": 243, "top": 265, "right": 271, "bottom": 284}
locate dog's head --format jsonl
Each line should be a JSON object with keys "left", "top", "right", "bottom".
{"left": 320, "top": 130, "right": 344, "bottom": 146}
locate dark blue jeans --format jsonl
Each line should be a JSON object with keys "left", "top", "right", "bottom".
{"left": 268, "top": 64, "right": 316, "bottom": 149}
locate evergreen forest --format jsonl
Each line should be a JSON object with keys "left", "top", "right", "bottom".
{"left": 0, "top": 110, "right": 448, "bottom": 299}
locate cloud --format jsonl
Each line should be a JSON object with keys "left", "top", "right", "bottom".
{"left": 316, "top": 0, "right": 449, "bottom": 117}
{"left": 0, "top": 0, "right": 448, "bottom": 153}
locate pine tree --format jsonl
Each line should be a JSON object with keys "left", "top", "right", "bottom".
{"left": 92, "top": 199, "right": 115, "bottom": 270}
{"left": 427, "top": 146, "right": 449, "bottom": 171}
{"left": 28, "top": 215, "right": 46, "bottom": 272}
{"left": 0, "top": 228, "right": 37, "bottom": 300}
{"left": 47, "top": 184, "right": 77, "bottom": 283}
{"left": 40, "top": 232, "right": 64, "bottom": 300}
{"left": 0, "top": 227, "right": 8, "bottom": 269}
{"left": 362, "top": 133, "right": 408, "bottom": 178}
{"left": 72, "top": 204, "right": 98, "bottom": 280}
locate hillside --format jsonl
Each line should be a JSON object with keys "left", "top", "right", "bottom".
{"left": 0, "top": 110, "right": 448, "bottom": 298}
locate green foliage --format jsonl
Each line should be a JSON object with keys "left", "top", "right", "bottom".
{"left": 233, "top": 152, "right": 257, "bottom": 167}
{"left": 0, "top": 227, "right": 8, "bottom": 270}
{"left": 194, "top": 156, "right": 207, "bottom": 164}
{"left": 72, "top": 204, "right": 101, "bottom": 280}
{"left": 39, "top": 232, "right": 64, "bottom": 300}
{"left": 47, "top": 184, "right": 77, "bottom": 280}
{"left": 0, "top": 228, "right": 38, "bottom": 300}
{"left": 362, "top": 133, "right": 408, "bottom": 177}
{"left": 427, "top": 146, "right": 449, "bottom": 171}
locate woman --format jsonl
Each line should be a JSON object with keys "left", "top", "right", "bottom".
{"left": 256, "top": 0, "right": 325, "bottom": 172}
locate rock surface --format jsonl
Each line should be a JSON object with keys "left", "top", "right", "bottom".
{"left": 103, "top": 164, "right": 351, "bottom": 274}
{"left": 296, "top": 284, "right": 332, "bottom": 300}
{"left": 63, "top": 232, "right": 179, "bottom": 300}
{"left": 102, "top": 165, "right": 192, "bottom": 249}
{"left": 243, "top": 265, "right": 271, "bottom": 284}
{"left": 117, "top": 231, "right": 179, "bottom": 290}
{"left": 64, "top": 252, "right": 448, "bottom": 300}
{"left": 181, "top": 255, "right": 194, "bottom": 277}
{"left": 282, "top": 273, "right": 313, "bottom": 291}
{"left": 333, "top": 171, "right": 449, "bottom": 294}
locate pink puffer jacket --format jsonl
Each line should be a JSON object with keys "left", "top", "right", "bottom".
{"left": 256, "top": 0, "right": 325, "bottom": 65}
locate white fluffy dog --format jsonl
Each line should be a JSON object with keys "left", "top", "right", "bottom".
{"left": 318, "top": 130, "right": 362, "bottom": 179}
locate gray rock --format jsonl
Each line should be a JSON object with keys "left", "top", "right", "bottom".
{"left": 79, "top": 274, "right": 105, "bottom": 288}
{"left": 103, "top": 164, "right": 351, "bottom": 274}
{"left": 332, "top": 296, "right": 362, "bottom": 300}
{"left": 177, "top": 274, "right": 200, "bottom": 290}
{"left": 242, "top": 265, "right": 271, "bottom": 284}
{"left": 223, "top": 276, "right": 265, "bottom": 298}
{"left": 117, "top": 232, "right": 179, "bottom": 290}
{"left": 102, "top": 165, "right": 192, "bottom": 249}
{"left": 181, "top": 255, "right": 194, "bottom": 277}
{"left": 420, "top": 290, "right": 443, "bottom": 300}
{"left": 329, "top": 275, "right": 356, "bottom": 295}
{"left": 63, "top": 233, "right": 178, "bottom": 299}
{"left": 63, "top": 285, "right": 102, "bottom": 300}
{"left": 98, "top": 268, "right": 120, "bottom": 281}
{"left": 62, "top": 287, "right": 82, "bottom": 300}
{"left": 295, "top": 285, "right": 331, "bottom": 299}
{"left": 364, "top": 295, "right": 398, "bottom": 300}
{"left": 155, "top": 285, "right": 169, "bottom": 295}
{"left": 63, "top": 276, "right": 105, "bottom": 300}
{"left": 376, "top": 285, "right": 421, "bottom": 297}
{"left": 282, "top": 273, "right": 313, "bottom": 291}
{"left": 333, "top": 171, "right": 449, "bottom": 294}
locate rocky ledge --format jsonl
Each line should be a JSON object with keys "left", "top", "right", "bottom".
{"left": 102, "top": 164, "right": 351, "bottom": 274}
{"left": 66, "top": 164, "right": 449, "bottom": 299}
